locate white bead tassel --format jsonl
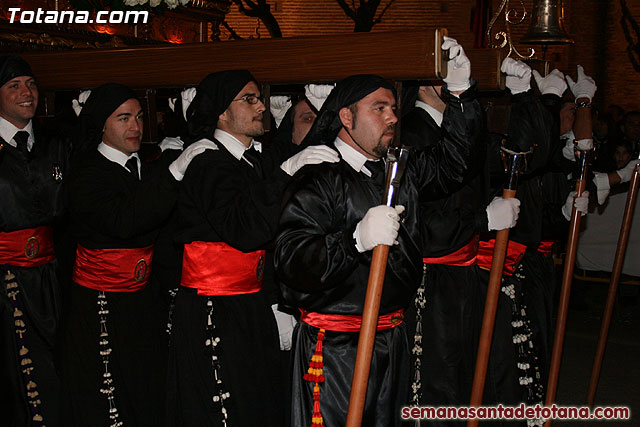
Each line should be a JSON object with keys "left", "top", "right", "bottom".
{"left": 97, "top": 292, "right": 123, "bottom": 427}
{"left": 410, "top": 264, "right": 428, "bottom": 426}
{"left": 502, "top": 265, "right": 544, "bottom": 426}
{"left": 206, "top": 298, "right": 230, "bottom": 426}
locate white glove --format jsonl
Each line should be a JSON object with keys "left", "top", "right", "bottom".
{"left": 71, "top": 89, "right": 92, "bottom": 116}
{"left": 280, "top": 145, "right": 340, "bottom": 176}
{"left": 593, "top": 172, "right": 611, "bottom": 205}
{"left": 305, "top": 84, "right": 335, "bottom": 111}
{"left": 180, "top": 87, "right": 197, "bottom": 121}
{"left": 562, "top": 191, "right": 589, "bottom": 221}
{"left": 615, "top": 159, "right": 640, "bottom": 183}
{"left": 270, "top": 96, "right": 292, "bottom": 128}
{"left": 271, "top": 304, "right": 297, "bottom": 351}
{"left": 562, "top": 137, "right": 594, "bottom": 161}
{"left": 566, "top": 65, "right": 597, "bottom": 102}
{"left": 561, "top": 131, "right": 576, "bottom": 161}
{"left": 354, "top": 205, "right": 404, "bottom": 252}
{"left": 158, "top": 136, "right": 184, "bottom": 152}
{"left": 532, "top": 69, "right": 567, "bottom": 97}
{"left": 441, "top": 36, "right": 471, "bottom": 92}
{"left": 168, "top": 138, "right": 218, "bottom": 181}
{"left": 501, "top": 58, "right": 531, "bottom": 95}
{"left": 486, "top": 197, "right": 521, "bottom": 231}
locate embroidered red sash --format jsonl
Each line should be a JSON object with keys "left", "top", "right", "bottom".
{"left": 0, "top": 226, "right": 55, "bottom": 267}
{"left": 73, "top": 244, "right": 153, "bottom": 292}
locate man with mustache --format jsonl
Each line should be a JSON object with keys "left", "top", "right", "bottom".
{"left": 166, "top": 70, "right": 339, "bottom": 426}
{"left": 60, "top": 83, "right": 216, "bottom": 426}
{"left": 274, "top": 37, "right": 483, "bottom": 426}
{"left": 0, "top": 55, "right": 69, "bottom": 427}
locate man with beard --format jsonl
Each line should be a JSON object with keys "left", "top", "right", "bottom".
{"left": 60, "top": 83, "right": 215, "bottom": 426}
{"left": 0, "top": 55, "right": 69, "bottom": 427}
{"left": 166, "top": 70, "right": 339, "bottom": 427}
{"left": 274, "top": 37, "right": 483, "bottom": 426}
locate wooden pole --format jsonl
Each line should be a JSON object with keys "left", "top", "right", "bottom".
{"left": 345, "top": 147, "right": 409, "bottom": 427}
{"left": 345, "top": 244, "right": 390, "bottom": 427}
{"left": 586, "top": 160, "right": 640, "bottom": 407}
{"left": 544, "top": 151, "right": 590, "bottom": 427}
{"left": 544, "top": 93, "right": 593, "bottom": 426}
{"left": 467, "top": 148, "right": 526, "bottom": 427}
{"left": 467, "top": 190, "right": 516, "bottom": 427}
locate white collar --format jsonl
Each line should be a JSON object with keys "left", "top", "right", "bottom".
{"left": 415, "top": 100, "right": 443, "bottom": 127}
{"left": 214, "top": 129, "right": 261, "bottom": 166}
{"left": 97, "top": 142, "right": 140, "bottom": 179}
{"left": 334, "top": 137, "right": 381, "bottom": 177}
{"left": 561, "top": 129, "right": 575, "bottom": 141}
{"left": 0, "top": 116, "right": 34, "bottom": 151}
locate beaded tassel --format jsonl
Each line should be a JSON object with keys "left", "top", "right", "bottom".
{"left": 503, "top": 265, "right": 544, "bottom": 427}
{"left": 97, "top": 291, "right": 123, "bottom": 427}
{"left": 205, "top": 298, "right": 230, "bottom": 426}
{"left": 4, "top": 269, "right": 46, "bottom": 427}
{"left": 165, "top": 287, "right": 178, "bottom": 343}
{"left": 304, "top": 328, "right": 326, "bottom": 427}
{"left": 410, "top": 264, "right": 427, "bottom": 426}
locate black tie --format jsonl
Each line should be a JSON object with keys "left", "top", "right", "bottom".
{"left": 243, "top": 147, "right": 263, "bottom": 177}
{"left": 125, "top": 157, "right": 139, "bottom": 180}
{"left": 365, "top": 159, "right": 386, "bottom": 186}
{"left": 13, "top": 131, "right": 30, "bottom": 159}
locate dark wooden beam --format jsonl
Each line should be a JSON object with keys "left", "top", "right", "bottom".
{"left": 18, "top": 29, "right": 501, "bottom": 91}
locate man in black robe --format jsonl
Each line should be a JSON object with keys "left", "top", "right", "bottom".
{"left": 475, "top": 62, "right": 591, "bottom": 413}
{"left": 401, "top": 73, "right": 522, "bottom": 420}
{"left": 60, "top": 83, "right": 215, "bottom": 426}
{"left": 0, "top": 55, "right": 70, "bottom": 427}
{"left": 166, "top": 69, "right": 339, "bottom": 427}
{"left": 274, "top": 37, "right": 483, "bottom": 427}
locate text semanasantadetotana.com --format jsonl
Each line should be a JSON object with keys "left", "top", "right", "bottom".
{"left": 401, "top": 404, "right": 631, "bottom": 421}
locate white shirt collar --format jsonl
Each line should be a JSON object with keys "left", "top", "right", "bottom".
{"left": 334, "top": 137, "right": 381, "bottom": 177}
{"left": 213, "top": 129, "right": 261, "bottom": 164}
{"left": 0, "top": 116, "right": 34, "bottom": 151}
{"left": 415, "top": 100, "right": 443, "bottom": 127}
{"left": 97, "top": 142, "right": 140, "bottom": 179}
{"left": 561, "top": 129, "right": 575, "bottom": 141}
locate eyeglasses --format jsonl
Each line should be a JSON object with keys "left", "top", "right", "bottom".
{"left": 232, "top": 94, "right": 265, "bottom": 105}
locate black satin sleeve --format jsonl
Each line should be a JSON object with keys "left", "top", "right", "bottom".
{"left": 412, "top": 81, "right": 485, "bottom": 200}
{"left": 274, "top": 164, "right": 361, "bottom": 294}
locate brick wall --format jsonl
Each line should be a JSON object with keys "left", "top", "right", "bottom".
{"left": 222, "top": 0, "right": 640, "bottom": 112}
{"left": 603, "top": 0, "right": 640, "bottom": 112}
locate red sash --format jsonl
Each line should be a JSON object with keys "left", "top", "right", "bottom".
{"left": 476, "top": 239, "right": 527, "bottom": 276}
{"left": 73, "top": 245, "right": 153, "bottom": 292}
{"left": 180, "top": 241, "right": 265, "bottom": 296}
{"left": 537, "top": 240, "right": 555, "bottom": 257}
{"left": 300, "top": 308, "right": 404, "bottom": 333}
{"left": 422, "top": 236, "right": 478, "bottom": 266}
{"left": 0, "top": 226, "right": 55, "bottom": 267}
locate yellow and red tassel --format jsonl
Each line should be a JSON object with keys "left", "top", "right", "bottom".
{"left": 304, "top": 328, "right": 326, "bottom": 427}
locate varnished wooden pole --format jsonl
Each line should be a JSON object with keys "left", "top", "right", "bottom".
{"left": 345, "top": 147, "right": 409, "bottom": 427}
{"left": 544, "top": 152, "right": 589, "bottom": 427}
{"left": 467, "top": 187, "right": 516, "bottom": 427}
{"left": 544, "top": 92, "right": 593, "bottom": 426}
{"left": 586, "top": 161, "right": 639, "bottom": 407}
{"left": 345, "top": 244, "right": 391, "bottom": 427}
